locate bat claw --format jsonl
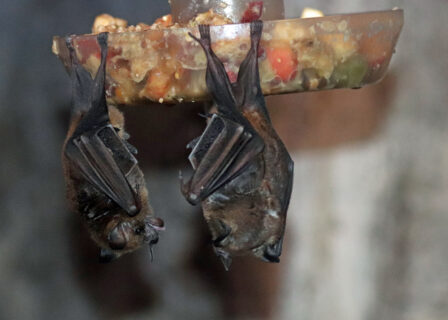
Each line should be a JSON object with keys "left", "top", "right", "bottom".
{"left": 214, "top": 248, "right": 232, "bottom": 271}
{"left": 99, "top": 248, "right": 118, "bottom": 263}
{"left": 220, "top": 255, "right": 232, "bottom": 271}
{"left": 189, "top": 25, "right": 211, "bottom": 50}
{"left": 186, "top": 136, "right": 200, "bottom": 150}
{"left": 179, "top": 171, "right": 200, "bottom": 205}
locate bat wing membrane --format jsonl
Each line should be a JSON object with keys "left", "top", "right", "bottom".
{"left": 65, "top": 125, "right": 139, "bottom": 216}
{"left": 186, "top": 114, "right": 264, "bottom": 201}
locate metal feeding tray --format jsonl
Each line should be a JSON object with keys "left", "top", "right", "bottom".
{"left": 52, "top": 8, "right": 403, "bottom": 105}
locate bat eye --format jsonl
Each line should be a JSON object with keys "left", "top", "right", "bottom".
{"left": 108, "top": 224, "right": 131, "bottom": 250}
{"left": 135, "top": 226, "right": 145, "bottom": 235}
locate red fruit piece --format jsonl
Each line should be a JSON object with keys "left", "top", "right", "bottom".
{"left": 266, "top": 45, "right": 298, "bottom": 82}
{"left": 241, "top": 1, "right": 264, "bottom": 23}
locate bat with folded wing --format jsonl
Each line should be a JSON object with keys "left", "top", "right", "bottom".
{"left": 180, "top": 21, "right": 294, "bottom": 270}
{"left": 62, "top": 33, "right": 164, "bottom": 262}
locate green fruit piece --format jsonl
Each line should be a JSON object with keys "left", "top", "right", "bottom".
{"left": 330, "top": 55, "right": 368, "bottom": 88}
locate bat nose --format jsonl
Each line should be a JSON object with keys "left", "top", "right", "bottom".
{"left": 127, "top": 205, "right": 139, "bottom": 216}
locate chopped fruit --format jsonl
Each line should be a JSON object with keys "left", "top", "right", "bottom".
{"left": 319, "top": 33, "right": 358, "bottom": 63}
{"left": 141, "top": 68, "right": 171, "bottom": 100}
{"left": 52, "top": 9, "right": 400, "bottom": 103}
{"left": 266, "top": 45, "right": 298, "bottom": 82}
{"left": 189, "top": 9, "right": 233, "bottom": 26}
{"left": 75, "top": 37, "right": 121, "bottom": 64}
{"left": 153, "top": 14, "right": 174, "bottom": 28}
{"left": 330, "top": 55, "right": 368, "bottom": 88}
{"left": 75, "top": 37, "right": 100, "bottom": 63}
{"left": 92, "top": 14, "right": 128, "bottom": 33}
{"left": 241, "top": 1, "right": 264, "bottom": 23}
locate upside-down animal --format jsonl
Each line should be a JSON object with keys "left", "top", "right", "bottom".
{"left": 62, "top": 32, "right": 164, "bottom": 262}
{"left": 180, "top": 21, "right": 294, "bottom": 269}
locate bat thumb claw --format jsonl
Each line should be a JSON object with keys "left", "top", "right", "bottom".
{"left": 219, "top": 255, "right": 232, "bottom": 271}
{"left": 214, "top": 248, "right": 232, "bottom": 271}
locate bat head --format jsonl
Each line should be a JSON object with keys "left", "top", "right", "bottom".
{"left": 97, "top": 214, "right": 164, "bottom": 262}
{"left": 206, "top": 210, "right": 284, "bottom": 270}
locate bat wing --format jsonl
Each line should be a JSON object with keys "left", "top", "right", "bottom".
{"left": 282, "top": 156, "right": 294, "bottom": 213}
{"left": 65, "top": 124, "right": 140, "bottom": 216}
{"left": 183, "top": 114, "right": 264, "bottom": 203}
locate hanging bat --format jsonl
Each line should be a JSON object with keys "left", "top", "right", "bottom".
{"left": 180, "top": 21, "right": 294, "bottom": 270}
{"left": 62, "top": 32, "right": 164, "bottom": 263}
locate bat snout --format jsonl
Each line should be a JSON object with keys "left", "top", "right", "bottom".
{"left": 108, "top": 222, "right": 132, "bottom": 250}
{"left": 126, "top": 204, "right": 139, "bottom": 217}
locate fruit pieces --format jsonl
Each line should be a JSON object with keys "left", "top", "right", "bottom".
{"left": 241, "top": 1, "right": 264, "bottom": 23}
{"left": 330, "top": 55, "right": 368, "bottom": 88}
{"left": 266, "top": 44, "right": 298, "bottom": 82}
{"left": 140, "top": 68, "right": 172, "bottom": 100}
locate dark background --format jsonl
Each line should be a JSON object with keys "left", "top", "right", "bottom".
{"left": 2, "top": 0, "right": 448, "bottom": 319}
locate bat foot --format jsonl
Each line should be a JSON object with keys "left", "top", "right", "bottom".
{"left": 188, "top": 25, "right": 211, "bottom": 50}
{"left": 250, "top": 20, "right": 263, "bottom": 44}
{"left": 96, "top": 32, "right": 108, "bottom": 50}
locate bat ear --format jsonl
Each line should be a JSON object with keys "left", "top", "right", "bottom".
{"left": 99, "top": 249, "right": 118, "bottom": 263}
{"left": 146, "top": 217, "right": 165, "bottom": 231}
{"left": 262, "top": 238, "right": 283, "bottom": 263}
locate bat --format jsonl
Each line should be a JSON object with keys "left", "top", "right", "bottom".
{"left": 180, "top": 21, "right": 294, "bottom": 270}
{"left": 62, "top": 33, "right": 164, "bottom": 263}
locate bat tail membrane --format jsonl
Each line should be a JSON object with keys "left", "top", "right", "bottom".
{"left": 72, "top": 32, "right": 110, "bottom": 137}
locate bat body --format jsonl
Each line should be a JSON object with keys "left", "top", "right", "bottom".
{"left": 181, "top": 21, "right": 294, "bottom": 269}
{"left": 62, "top": 33, "right": 163, "bottom": 262}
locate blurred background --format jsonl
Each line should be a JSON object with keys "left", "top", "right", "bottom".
{"left": 1, "top": 0, "right": 448, "bottom": 319}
